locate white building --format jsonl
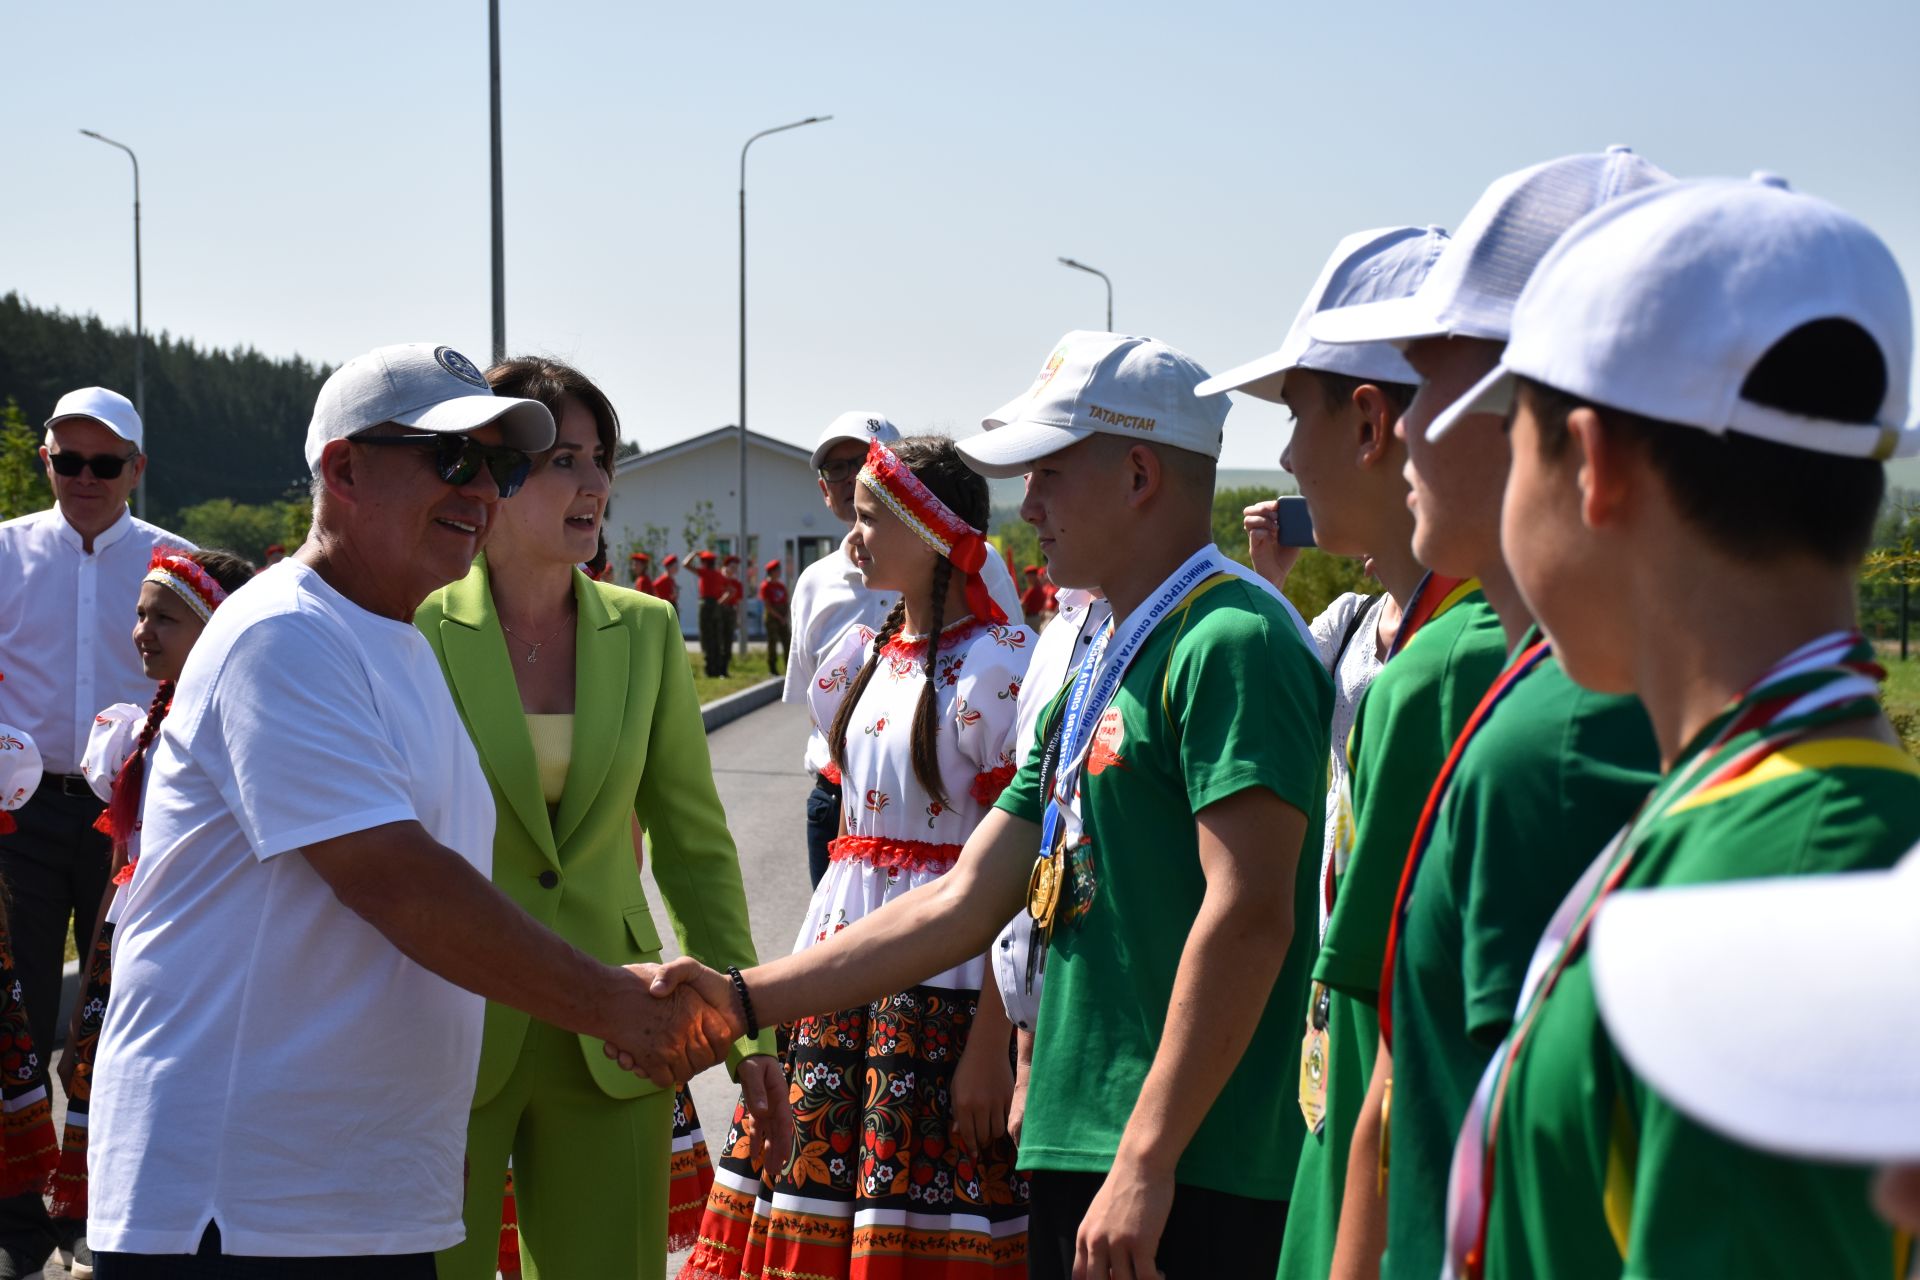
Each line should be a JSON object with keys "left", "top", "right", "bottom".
{"left": 606, "top": 426, "right": 841, "bottom": 637}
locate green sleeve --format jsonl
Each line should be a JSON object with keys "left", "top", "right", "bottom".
{"left": 631, "top": 593, "right": 779, "bottom": 1070}
{"left": 996, "top": 687, "right": 1065, "bottom": 826}
{"left": 1623, "top": 1085, "right": 1899, "bottom": 1279}
{"left": 1169, "top": 590, "right": 1331, "bottom": 819}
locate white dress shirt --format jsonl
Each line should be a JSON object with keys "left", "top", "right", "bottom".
{"left": 0, "top": 506, "right": 194, "bottom": 775}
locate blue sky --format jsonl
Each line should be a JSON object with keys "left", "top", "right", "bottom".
{"left": 7, "top": 0, "right": 1918, "bottom": 472}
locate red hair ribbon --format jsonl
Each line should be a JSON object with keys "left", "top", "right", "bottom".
{"left": 857, "top": 442, "right": 1008, "bottom": 626}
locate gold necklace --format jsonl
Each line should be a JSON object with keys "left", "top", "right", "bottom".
{"left": 500, "top": 608, "right": 574, "bottom": 664}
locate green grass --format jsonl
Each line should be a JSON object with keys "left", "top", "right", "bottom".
{"left": 690, "top": 650, "right": 778, "bottom": 706}
{"left": 1878, "top": 649, "right": 1920, "bottom": 755}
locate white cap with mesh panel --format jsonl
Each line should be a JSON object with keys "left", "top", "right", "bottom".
{"left": 1309, "top": 147, "right": 1670, "bottom": 351}
{"left": 1431, "top": 175, "right": 1917, "bottom": 456}
{"left": 1195, "top": 225, "right": 1451, "bottom": 402}
{"left": 304, "top": 343, "right": 555, "bottom": 474}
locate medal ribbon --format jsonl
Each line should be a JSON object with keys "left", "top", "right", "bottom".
{"left": 1378, "top": 637, "right": 1552, "bottom": 1048}
{"left": 1321, "top": 574, "right": 1481, "bottom": 922}
{"left": 1443, "top": 631, "right": 1885, "bottom": 1280}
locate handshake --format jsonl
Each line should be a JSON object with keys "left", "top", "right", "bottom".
{"left": 600, "top": 957, "right": 793, "bottom": 1170}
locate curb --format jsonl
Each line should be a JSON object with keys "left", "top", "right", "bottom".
{"left": 700, "top": 676, "right": 784, "bottom": 733}
{"left": 53, "top": 680, "right": 788, "bottom": 1044}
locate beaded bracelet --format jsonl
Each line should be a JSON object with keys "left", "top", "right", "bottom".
{"left": 727, "top": 965, "right": 760, "bottom": 1039}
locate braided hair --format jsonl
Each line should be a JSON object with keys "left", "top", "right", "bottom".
{"left": 100, "top": 549, "right": 254, "bottom": 872}
{"left": 826, "top": 437, "right": 990, "bottom": 808}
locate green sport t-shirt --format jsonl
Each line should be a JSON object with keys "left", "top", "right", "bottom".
{"left": 1383, "top": 649, "right": 1657, "bottom": 1280}
{"left": 1278, "top": 589, "right": 1505, "bottom": 1280}
{"left": 1484, "top": 740, "right": 1920, "bottom": 1280}
{"left": 996, "top": 574, "right": 1332, "bottom": 1200}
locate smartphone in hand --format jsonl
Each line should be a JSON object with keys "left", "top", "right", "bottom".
{"left": 1276, "top": 495, "right": 1316, "bottom": 548}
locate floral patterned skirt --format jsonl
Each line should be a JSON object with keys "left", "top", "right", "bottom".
{"left": 48, "top": 921, "right": 111, "bottom": 1220}
{"left": 0, "top": 915, "right": 57, "bottom": 1205}
{"left": 677, "top": 983, "right": 1029, "bottom": 1280}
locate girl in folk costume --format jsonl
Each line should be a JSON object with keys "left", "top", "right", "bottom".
{"left": 682, "top": 436, "right": 1035, "bottom": 1279}
{"left": 59, "top": 548, "right": 253, "bottom": 1223}
{"left": 0, "top": 712, "right": 59, "bottom": 1200}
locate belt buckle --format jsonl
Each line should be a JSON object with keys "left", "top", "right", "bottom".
{"left": 59, "top": 774, "right": 93, "bottom": 798}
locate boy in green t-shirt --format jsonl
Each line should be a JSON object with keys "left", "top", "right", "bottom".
{"left": 1304, "top": 149, "right": 1669, "bottom": 1280}
{"left": 1438, "top": 176, "right": 1919, "bottom": 1278}
{"left": 1196, "top": 224, "right": 1508, "bottom": 1280}
{"left": 645, "top": 328, "right": 1334, "bottom": 1277}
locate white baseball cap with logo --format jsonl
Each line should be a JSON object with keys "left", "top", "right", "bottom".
{"left": 304, "top": 343, "right": 556, "bottom": 474}
{"left": 1431, "top": 175, "right": 1917, "bottom": 457}
{"left": 1590, "top": 839, "right": 1920, "bottom": 1163}
{"left": 45, "top": 386, "right": 143, "bottom": 450}
{"left": 810, "top": 411, "right": 904, "bottom": 470}
{"left": 1195, "top": 225, "right": 1451, "bottom": 402}
{"left": 960, "top": 331, "right": 1229, "bottom": 479}
{"left": 1310, "top": 147, "right": 1671, "bottom": 352}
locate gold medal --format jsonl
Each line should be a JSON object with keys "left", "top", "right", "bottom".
{"left": 1299, "top": 981, "right": 1330, "bottom": 1134}
{"left": 1027, "top": 852, "right": 1062, "bottom": 931}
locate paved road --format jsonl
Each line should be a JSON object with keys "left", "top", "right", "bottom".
{"left": 43, "top": 698, "right": 818, "bottom": 1279}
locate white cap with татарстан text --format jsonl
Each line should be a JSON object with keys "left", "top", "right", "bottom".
{"left": 303, "top": 343, "right": 556, "bottom": 474}
{"left": 1430, "top": 175, "right": 1918, "bottom": 458}
{"left": 1195, "top": 225, "right": 1451, "bottom": 402}
{"left": 1308, "top": 146, "right": 1671, "bottom": 351}
{"left": 959, "top": 331, "right": 1229, "bottom": 479}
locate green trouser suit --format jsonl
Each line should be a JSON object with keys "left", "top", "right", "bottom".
{"left": 417, "top": 559, "right": 776, "bottom": 1280}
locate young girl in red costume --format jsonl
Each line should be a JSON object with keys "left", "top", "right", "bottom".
{"left": 58, "top": 547, "right": 253, "bottom": 1227}
{"left": 681, "top": 436, "right": 1035, "bottom": 1279}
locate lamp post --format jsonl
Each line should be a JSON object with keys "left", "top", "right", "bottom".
{"left": 1058, "top": 256, "right": 1113, "bottom": 331}
{"left": 739, "top": 114, "right": 831, "bottom": 657}
{"left": 488, "top": 0, "right": 506, "bottom": 362}
{"left": 79, "top": 128, "right": 146, "bottom": 519}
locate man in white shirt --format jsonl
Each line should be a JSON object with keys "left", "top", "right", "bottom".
{"left": 782, "top": 412, "right": 905, "bottom": 886}
{"left": 0, "top": 386, "right": 190, "bottom": 1278}
{"left": 89, "top": 345, "right": 740, "bottom": 1276}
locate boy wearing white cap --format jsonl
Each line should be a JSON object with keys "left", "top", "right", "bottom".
{"left": 1438, "top": 177, "right": 1919, "bottom": 1280}
{"left": 646, "top": 330, "right": 1333, "bottom": 1276}
{"left": 1304, "top": 150, "right": 1670, "bottom": 1280}
{"left": 0, "top": 386, "right": 191, "bottom": 1275}
{"left": 1196, "top": 223, "right": 1512, "bottom": 1280}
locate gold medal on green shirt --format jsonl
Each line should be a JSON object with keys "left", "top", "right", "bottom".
{"left": 1027, "top": 850, "right": 1063, "bottom": 932}
{"left": 1299, "top": 981, "right": 1330, "bottom": 1134}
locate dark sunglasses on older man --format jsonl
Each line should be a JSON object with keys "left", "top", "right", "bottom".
{"left": 48, "top": 450, "right": 138, "bottom": 480}
{"left": 349, "top": 431, "right": 533, "bottom": 498}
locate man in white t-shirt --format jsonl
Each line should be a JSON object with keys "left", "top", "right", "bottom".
{"left": 89, "top": 345, "right": 739, "bottom": 1275}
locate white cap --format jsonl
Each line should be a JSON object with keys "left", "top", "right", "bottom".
{"left": 1434, "top": 176, "right": 1918, "bottom": 456}
{"left": 960, "top": 331, "right": 1229, "bottom": 479}
{"left": 0, "top": 724, "right": 44, "bottom": 814}
{"left": 1196, "top": 226, "right": 1451, "bottom": 402}
{"left": 810, "top": 411, "right": 904, "bottom": 470}
{"left": 304, "top": 343, "right": 555, "bottom": 474}
{"left": 45, "top": 387, "right": 143, "bottom": 450}
{"left": 1310, "top": 147, "right": 1671, "bottom": 351}
{"left": 1591, "top": 840, "right": 1920, "bottom": 1163}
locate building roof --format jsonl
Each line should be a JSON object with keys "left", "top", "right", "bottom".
{"left": 613, "top": 426, "right": 814, "bottom": 477}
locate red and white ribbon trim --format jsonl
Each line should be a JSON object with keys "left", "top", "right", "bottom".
{"left": 858, "top": 441, "right": 1008, "bottom": 626}
{"left": 143, "top": 549, "right": 228, "bottom": 623}
{"left": 828, "top": 834, "right": 962, "bottom": 873}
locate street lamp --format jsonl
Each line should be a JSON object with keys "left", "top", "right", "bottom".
{"left": 1058, "top": 256, "right": 1113, "bottom": 331}
{"left": 739, "top": 114, "right": 832, "bottom": 657}
{"left": 79, "top": 128, "right": 146, "bottom": 519}
{"left": 488, "top": 0, "right": 506, "bottom": 363}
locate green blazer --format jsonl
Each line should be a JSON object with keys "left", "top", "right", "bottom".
{"left": 417, "top": 555, "right": 776, "bottom": 1105}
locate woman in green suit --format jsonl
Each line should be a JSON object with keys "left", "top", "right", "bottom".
{"left": 417, "top": 358, "right": 788, "bottom": 1280}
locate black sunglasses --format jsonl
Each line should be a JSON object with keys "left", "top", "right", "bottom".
{"left": 350, "top": 432, "right": 532, "bottom": 498}
{"left": 48, "top": 450, "right": 138, "bottom": 480}
{"left": 818, "top": 457, "right": 864, "bottom": 484}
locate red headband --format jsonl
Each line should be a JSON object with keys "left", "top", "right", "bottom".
{"left": 143, "top": 549, "right": 229, "bottom": 623}
{"left": 857, "top": 441, "right": 1007, "bottom": 626}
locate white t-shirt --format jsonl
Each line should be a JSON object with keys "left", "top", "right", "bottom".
{"left": 90, "top": 560, "right": 495, "bottom": 1258}
{"left": 1308, "top": 590, "right": 1387, "bottom": 942}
